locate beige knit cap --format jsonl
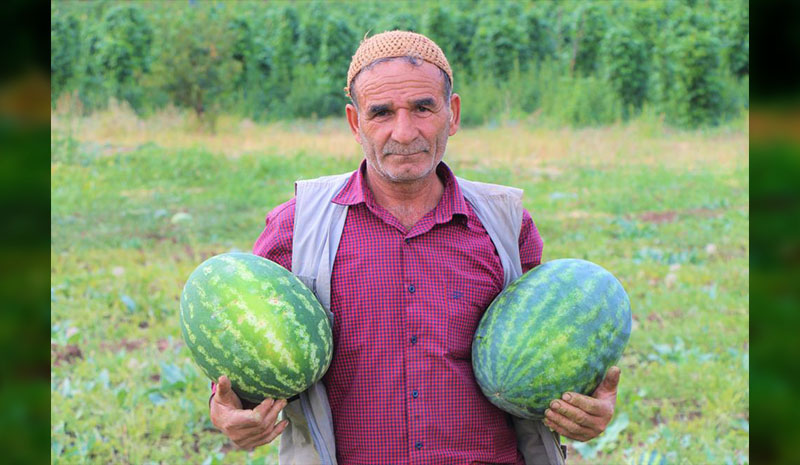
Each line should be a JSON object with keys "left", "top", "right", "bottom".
{"left": 346, "top": 30, "right": 453, "bottom": 97}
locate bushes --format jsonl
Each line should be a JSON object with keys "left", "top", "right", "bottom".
{"left": 94, "top": 5, "right": 154, "bottom": 111}
{"left": 50, "top": 0, "right": 748, "bottom": 128}
{"left": 50, "top": 9, "right": 81, "bottom": 100}
{"left": 602, "top": 25, "right": 649, "bottom": 116}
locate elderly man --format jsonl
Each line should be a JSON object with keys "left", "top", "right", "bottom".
{"left": 209, "top": 31, "right": 621, "bottom": 465}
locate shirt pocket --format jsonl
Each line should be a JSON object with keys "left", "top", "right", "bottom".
{"left": 446, "top": 277, "right": 498, "bottom": 360}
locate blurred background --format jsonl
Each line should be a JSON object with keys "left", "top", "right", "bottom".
{"left": 3, "top": 0, "right": 785, "bottom": 463}
{"left": 45, "top": 1, "right": 757, "bottom": 464}
{"left": 47, "top": 1, "right": 755, "bottom": 464}
{"left": 49, "top": 0, "right": 749, "bottom": 129}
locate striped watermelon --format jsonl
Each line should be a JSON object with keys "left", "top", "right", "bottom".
{"left": 472, "top": 258, "right": 631, "bottom": 420}
{"left": 179, "top": 253, "right": 333, "bottom": 403}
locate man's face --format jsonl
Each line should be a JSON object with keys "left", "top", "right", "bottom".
{"left": 346, "top": 60, "right": 461, "bottom": 185}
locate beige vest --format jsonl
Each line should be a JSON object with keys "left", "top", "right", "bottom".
{"left": 280, "top": 172, "right": 566, "bottom": 465}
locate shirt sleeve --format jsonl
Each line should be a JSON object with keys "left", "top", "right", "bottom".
{"left": 519, "top": 208, "right": 544, "bottom": 273}
{"left": 252, "top": 198, "right": 296, "bottom": 271}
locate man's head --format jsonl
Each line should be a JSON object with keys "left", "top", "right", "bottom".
{"left": 346, "top": 31, "right": 454, "bottom": 108}
{"left": 345, "top": 31, "right": 461, "bottom": 185}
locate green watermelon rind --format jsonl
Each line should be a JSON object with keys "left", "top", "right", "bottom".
{"left": 472, "top": 258, "right": 631, "bottom": 420}
{"left": 180, "top": 253, "right": 333, "bottom": 403}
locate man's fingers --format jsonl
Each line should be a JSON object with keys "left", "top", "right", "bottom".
{"left": 559, "top": 392, "right": 610, "bottom": 418}
{"left": 260, "top": 399, "right": 288, "bottom": 429}
{"left": 214, "top": 375, "right": 242, "bottom": 409}
{"left": 237, "top": 419, "right": 289, "bottom": 450}
{"left": 252, "top": 398, "right": 276, "bottom": 420}
{"left": 260, "top": 419, "right": 289, "bottom": 445}
{"left": 228, "top": 399, "right": 286, "bottom": 433}
{"left": 549, "top": 398, "right": 602, "bottom": 427}
{"left": 243, "top": 419, "right": 289, "bottom": 450}
{"left": 216, "top": 375, "right": 231, "bottom": 396}
{"left": 596, "top": 366, "right": 621, "bottom": 396}
{"left": 223, "top": 409, "right": 267, "bottom": 431}
{"left": 544, "top": 408, "right": 595, "bottom": 442}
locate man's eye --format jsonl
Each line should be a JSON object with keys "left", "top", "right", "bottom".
{"left": 375, "top": 110, "right": 389, "bottom": 117}
{"left": 417, "top": 106, "right": 429, "bottom": 112}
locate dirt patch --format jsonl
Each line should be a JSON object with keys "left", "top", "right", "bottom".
{"left": 100, "top": 338, "right": 146, "bottom": 352}
{"left": 639, "top": 211, "right": 677, "bottom": 224}
{"left": 158, "top": 338, "right": 183, "bottom": 352}
{"left": 52, "top": 344, "right": 83, "bottom": 365}
{"left": 646, "top": 312, "right": 664, "bottom": 328}
{"left": 637, "top": 207, "right": 724, "bottom": 224}
{"left": 98, "top": 337, "right": 183, "bottom": 353}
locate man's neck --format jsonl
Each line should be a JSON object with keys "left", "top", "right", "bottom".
{"left": 365, "top": 165, "right": 445, "bottom": 231}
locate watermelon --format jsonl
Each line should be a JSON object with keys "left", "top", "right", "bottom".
{"left": 472, "top": 258, "right": 631, "bottom": 420}
{"left": 179, "top": 253, "right": 333, "bottom": 403}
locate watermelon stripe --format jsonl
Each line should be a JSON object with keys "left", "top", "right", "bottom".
{"left": 187, "top": 299, "right": 281, "bottom": 394}
{"left": 180, "top": 253, "right": 333, "bottom": 402}
{"left": 221, "top": 282, "right": 303, "bottom": 375}
{"left": 472, "top": 259, "right": 631, "bottom": 420}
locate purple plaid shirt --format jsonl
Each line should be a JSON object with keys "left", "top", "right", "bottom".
{"left": 254, "top": 161, "right": 543, "bottom": 465}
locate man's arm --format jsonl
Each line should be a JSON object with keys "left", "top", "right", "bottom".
{"left": 519, "top": 208, "right": 544, "bottom": 273}
{"left": 206, "top": 199, "right": 298, "bottom": 449}
{"left": 518, "top": 208, "right": 621, "bottom": 441}
{"left": 252, "top": 198, "right": 296, "bottom": 270}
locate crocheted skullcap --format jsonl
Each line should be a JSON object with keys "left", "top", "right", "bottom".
{"left": 346, "top": 30, "right": 453, "bottom": 98}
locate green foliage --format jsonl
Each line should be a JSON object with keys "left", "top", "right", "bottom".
{"left": 50, "top": 0, "right": 748, "bottom": 128}
{"left": 149, "top": 4, "right": 239, "bottom": 126}
{"left": 50, "top": 117, "right": 749, "bottom": 464}
{"left": 270, "top": 5, "right": 300, "bottom": 95}
{"left": 94, "top": 5, "right": 154, "bottom": 111}
{"left": 50, "top": 9, "right": 81, "bottom": 100}
{"left": 602, "top": 24, "right": 650, "bottom": 115}
{"left": 718, "top": 0, "right": 749, "bottom": 78}
{"left": 569, "top": 3, "right": 608, "bottom": 76}
{"left": 469, "top": 3, "right": 529, "bottom": 79}
{"left": 522, "top": 8, "right": 556, "bottom": 66}
{"left": 663, "top": 29, "right": 725, "bottom": 127}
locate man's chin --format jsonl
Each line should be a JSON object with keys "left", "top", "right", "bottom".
{"left": 385, "top": 166, "right": 436, "bottom": 183}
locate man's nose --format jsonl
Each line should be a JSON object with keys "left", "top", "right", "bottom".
{"left": 391, "top": 109, "right": 418, "bottom": 145}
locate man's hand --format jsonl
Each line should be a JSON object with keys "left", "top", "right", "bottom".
{"left": 210, "top": 375, "right": 289, "bottom": 450}
{"left": 543, "top": 366, "right": 621, "bottom": 442}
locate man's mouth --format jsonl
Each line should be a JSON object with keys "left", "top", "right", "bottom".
{"left": 386, "top": 150, "right": 428, "bottom": 156}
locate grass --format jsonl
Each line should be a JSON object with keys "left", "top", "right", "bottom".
{"left": 50, "top": 105, "right": 748, "bottom": 464}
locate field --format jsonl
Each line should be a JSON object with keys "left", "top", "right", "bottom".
{"left": 50, "top": 105, "right": 749, "bottom": 464}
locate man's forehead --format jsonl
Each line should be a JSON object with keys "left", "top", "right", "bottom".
{"left": 355, "top": 60, "right": 445, "bottom": 105}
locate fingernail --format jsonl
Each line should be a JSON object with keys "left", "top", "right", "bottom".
{"left": 550, "top": 401, "right": 560, "bottom": 409}
{"left": 544, "top": 408, "right": 552, "bottom": 417}
{"left": 562, "top": 392, "right": 572, "bottom": 401}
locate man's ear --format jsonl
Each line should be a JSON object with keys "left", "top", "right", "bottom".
{"left": 448, "top": 93, "right": 461, "bottom": 136}
{"left": 346, "top": 103, "right": 361, "bottom": 143}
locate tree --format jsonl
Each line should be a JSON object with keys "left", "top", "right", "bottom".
{"left": 469, "top": 3, "right": 528, "bottom": 79}
{"left": 95, "top": 4, "right": 154, "bottom": 110}
{"left": 151, "top": 3, "right": 238, "bottom": 124}
{"left": 602, "top": 25, "right": 649, "bottom": 115}
{"left": 50, "top": 8, "right": 81, "bottom": 102}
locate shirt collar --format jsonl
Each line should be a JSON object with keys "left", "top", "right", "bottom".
{"left": 332, "top": 160, "right": 470, "bottom": 222}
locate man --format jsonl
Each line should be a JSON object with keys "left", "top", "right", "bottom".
{"left": 209, "top": 31, "right": 621, "bottom": 464}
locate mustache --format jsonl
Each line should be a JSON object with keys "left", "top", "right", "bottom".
{"left": 382, "top": 139, "right": 430, "bottom": 155}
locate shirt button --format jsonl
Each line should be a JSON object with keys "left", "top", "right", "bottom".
{"left": 408, "top": 284, "right": 415, "bottom": 293}
{"left": 415, "top": 441, "right": 423, "bottom": 450}
{"left": 410, "top": 335, "right": 417, "bottom": 345}
{"left": 412, "top": 389, "right": 419, "bottom": 399}
{"left": 405, "top": 238, "right": 411, "bottom": 245}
